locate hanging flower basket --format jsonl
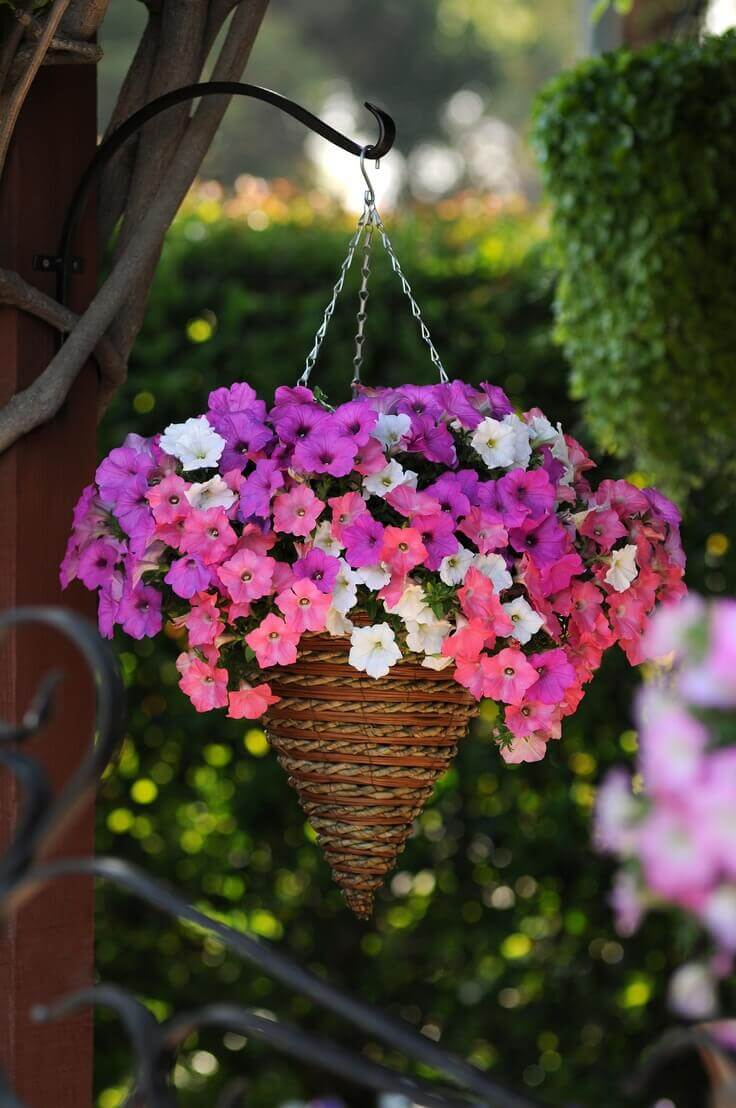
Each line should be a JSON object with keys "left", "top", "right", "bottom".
{"left": 62, "top": 183, "right": 686, "bottom": 917}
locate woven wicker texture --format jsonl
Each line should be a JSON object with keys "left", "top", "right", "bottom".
{"left": 264, "top": 631, "right": 478, "bottom": 918}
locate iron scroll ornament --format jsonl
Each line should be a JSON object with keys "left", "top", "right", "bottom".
{"left": 0, "top": 606, "right": 545, "bottom": 1108}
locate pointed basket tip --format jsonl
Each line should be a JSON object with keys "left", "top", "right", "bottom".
{"left": 264, "top": 632, "right": 478, "bottom": 914}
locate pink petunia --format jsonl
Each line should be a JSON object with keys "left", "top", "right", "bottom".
{"left": 442, "top": 619, "right": 494, "bottom": 665}
{"left": 147, "top": 474, "right": 191, "bottom": 524}
{"left": 217, "top": 548, "right": 275, "bottom": 603}
{"left": 246, "top": 613, "right": 301, "bottom": 668}
{"left": 181, "top": 508, "right": 237, "bottom": 565}
{"left": 457, "top": 508, "right": 507, "bottom": 554}
{"left": 528, "top": 648, "right": 576, "bottom": 704}
{"left": 385, "top": 485, "right": 442, "bottom": 520}
{"left": 505, "top": 700, "right": 557, "bottom": 739}
{"left": 343, "top": 513, "right": 386, "bottom": 568}
{"left": 480, "top": 647, "right": 539, "bottom": 705}
{"left": 580, "top": 507, "right": 628, "bottom": 552}
{"left": 237, "top": 523, "right": 277, "bottom": 556}
{"left": 608, "top": 591, "right": 648, "bottom": 643}
{"left": 183, "top": 592, "right": 225, "bottom": 646}
{"left": 500, "top": 734, "right": 549, "bottom": 764}
{"left": 227, "top": 681, "right": 280, "bottom": 719}
{"left": 275, "top": 578, "right": 331, "bottom": 632}
{"left": 453, "top": 659, "right": 488, "bottom": 699}
{"left": 272, "top": 485, "right": 324, "bottom": 537}
{"left": 165, "top": 554, "right": 213, "bottom": 599}
{"left": 381, "top": 527, "right": 427, "bottom": 576}
{"left": 178, "top": 656, "right": 229, "bottom": 712}
{"left": 352, "top": 437, "right": 387, "bottom": 475}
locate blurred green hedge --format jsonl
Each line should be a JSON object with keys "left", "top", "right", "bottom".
{"left": 532, "top": 31, "right": 736, "bottom": 502}
{"left": 95, "top": 194, "right": 734, "bottom": 1108}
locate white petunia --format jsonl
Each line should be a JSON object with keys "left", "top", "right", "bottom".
{"left": 502, "top": 596, "right": 544, "bottom": 645}
{"left": 406, "top": 617, "right": 451, "bottom": 656}
{"left": 472, "top": 553, "right": 513, "bottom": 593}
{"left": 385, "top": 582, "right": 430, "bottom": 622}
{"left": 185, "top": 475, "right": 236, "bottom": 511}
{"left": 605, "top": 545, "right": 639, "bottom": 592}
{"left": 354, "top": 564, "right": 391, "bottom": 590}
{"left": 422, "top": 654, "right": 453, "bottom": 671}
{"left": 439, "top": 547, "right": 474, "bottom": 586}
{"left": 551, "top": 429, "right": 575, "bottom": 485}
{"left": 332, "top": 559, "right": 359, "bottom": 614}
{"left": 504, "top": 413, "right": 532, "bottom": 469}
{"left": 363, "top": 460, "right": 415, "bottom": 499}
{"left": 325, "top": 607, "right": 354, "bottom": 637}
{"left": 159, "top": 416, "right": 225, "bottom": 472}
{"left": 526, "top": 413, "right": 558, "bottom": 448}
{"left": 349, "top": 623, "right": 402, "bottom": 679}
{"left": 470, "top": 417, "right": 517, "bottom": 469}
{"left": 371, "top": 412, "right": 411, "bottom": 452}
{"left": 313, "top": 520, "right": 344, "bottom": 556}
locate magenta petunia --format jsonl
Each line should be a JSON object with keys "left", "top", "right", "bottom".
{"left": 293, "top": 422, "right": 358, "bottom": 477}
{"left": 412, "top": 512, "right": 458, "bottom": 571}
{"left": 394, "top": 384, "right": 443, "bottom": 422}
{"left": 580, "top": 507, "right": 628, "bottom": 552}
{"left": 239, "top": 459, "right": 284, "bottom": 519}
{"left": 528, "top": 648, "right": 576, "bottom": 704}
{"left": 404, "top": 414, "right": 457, "bottom": 466}
{"left": 479, "top": 382, "right": 513, "bottom": 419}
{"left": 457, "top": 508, "right": 507, "bottom": 554}
{"left": 293, "top": 548, "right": 340, "bottom": 594}
{"left": 424, "top": 474, "right": 471, "bottom": 522}
{"left": 272, "top": 402, "right": 326, "bottom": 446}
{"left": 333, "top": 400, "right": 377, "bottom": 446}
{"left": 114, "top": 472, "right": 155, "bottom": 543}
{"left": 342, "top": 513, "right": 386, "bottom": 568}
{"left": 118, "top": 582, "right": 162, "bottom": 640}
{"left": 497, "top": 468, "right": 555, "bottom": 525}
{"left": 509, "top": 512, "right": 570, "bottom": 568}
{"left": 147, "top": 474, "right": 190, "bottom": 524}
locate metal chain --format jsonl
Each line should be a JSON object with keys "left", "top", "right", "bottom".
{"left": 350, "top": 213, "right": 374, "bottom": 396}
{"left": 298, "top": 205, "right": 369, "bottom": 387}
{"left": 371, "top": 206, "right": 449, "bottom": 384}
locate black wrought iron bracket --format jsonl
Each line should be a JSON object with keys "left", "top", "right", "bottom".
{"left": 41, "top": 82, "right": 397, "bottom": 307}
{"left": 0, "top": 606, "right": 543, "bottom": 1108}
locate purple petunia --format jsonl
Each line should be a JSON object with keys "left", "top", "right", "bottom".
{"left": 96, "top": 446, "right": 153, "bottom": 503}
{"left": 393, "top": 384, "right": 443, "bottom": 423}
{"left": 293, "top": 548, "right": 341, "bottom": 594}
{"left": 165, "top": 554, "right": 213, "bottom": 599}
{"left": 217, "top": 412, "right": 274, "bottom": 472}
{"left": 238, "top": 459, "right": 284, "bottom": 519}
{"left": 404, "top": 414, "right": 457, "bottom": 466}
{"left": 333, "top": 401, "right": 377, "bottom": 446}
{"left": 114, "top": 473, "right": 155, "bottom": 543}
{"left": 342, "top": 513, "right": 385, "bottom": 568}
{"left": 497, "top": 468, "right": 556, "bottom": 526}
{"left": 509, "top": 513, "right": 570, "bottom": 568}
{"left": 118, "top": 582, "right": 162, "bottom": 640}
{"left": 293, "top": 422, "right": 357, "bottom": 477}
{"left": 273, "top": 402, "right": 327, "bottom": 447}
{"left": 77, "top": 538, "right": 123, "bottom": 589}
{"left": 424, "top": 474, "right": 471, "bottom": 522}
{"left": 413, "top": 512, "right": 459, "bottom": 571}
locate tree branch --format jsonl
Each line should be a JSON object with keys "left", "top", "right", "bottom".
{"left": 0, "top": 267, "right": 126, "bottom": 433}
{"left": 0, "top": 0, "right": 72, "bottom": 180}
{"left": 0, "top": 0, "right": 271, "bottom": 455}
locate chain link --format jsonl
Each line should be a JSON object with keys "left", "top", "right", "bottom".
{"left": 298, "top": 206, "right": 369, "bottom": 387}
{"left": 350, "top": 213, "right": 374, "bottom": 396}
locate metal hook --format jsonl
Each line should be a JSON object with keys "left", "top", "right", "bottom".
{"left": 359, "top": 146, "right": 377, "bottom": 207}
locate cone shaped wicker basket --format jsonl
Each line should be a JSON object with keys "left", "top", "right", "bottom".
{"left": 264, "top": 629, "right": 478, "bottom": 919}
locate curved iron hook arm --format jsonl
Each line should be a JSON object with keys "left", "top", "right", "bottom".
{"left": 57, "top": 82, "right": 397, "bottom": 304}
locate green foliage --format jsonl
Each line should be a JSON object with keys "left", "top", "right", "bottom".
{"left": 95, "top": 198, "right": 735, "bottom": 1107}
{"left": 532, "top": 32, "right": 736, "bottom": 502}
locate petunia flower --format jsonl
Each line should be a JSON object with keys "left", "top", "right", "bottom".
{"left": 394, "top": 384, "right": 443, "bottom": 422}
{"left": 505, "top": 700, "right": 557, "bottom": 739}
{"left": 276, "top": 578, "right": 331, "bottom": 633}
{"left": 216, "top": 411, "right": 273, "bottom": 471}
{"left": 471, "top": 553, "right": 513, "bottom": 593}
{"left": 605, "top": 544, "right": 639, "bottom": 592}
{"left": 470, "top": 416, "right": 517, "bottom": 469}
{"left": 500, "top": 733, "right": 549, "bottom": 765}
{"left": 217, "top": 548, "right": 275, "bottom": 603}
{"left": 497, "top": 467, "right": 555, "bottom": 526}
{"left": 183, "top": 592, "right": 225, "bottom": 646}
{"left": 312, "top": 520, "right": 344, "bottom": 557}
{"left": 96, "top": 445, "right": 154, "bottom": 503}
{"left": 165, "top": 554, "right": 213, "bottom": 599}
{"left": 363, "top": 460, "right": 416, "bottom": 499}
{"left": 272, "top": 485, "right": 324, "bottom": 537}
{"left": 509, "top": 513, "right": 569, "bottom": 569}
{"left": 442, "top": 619, "right": 493, "bottom": 665}
{"left": 181, "top": 507, "right": 237, "bottom": 565}
{"left": 272, "top": 401, "right": 326, "bottom": 446}
{"left": 118, "top": 582, "right": 163, "bottom": 640}
{"left": 238, "top": 459, "right": 284, "bottom": 520}
{"left": 502, "top": 596, "right": 545, "bottom": 645}
{"left": 186, "top": 475, "right": 237, "bottom": 512}
{"left": 333, "top": 400, "right": 377, "bottom": 446}
{"left": 381, "top": 526, "right": 427, "bottom": 577}
{"left": 353, "top": 563, "right": 390, "bottom": 590}
{"left": 528, "top": 648, "right": 576, "bottom": 704}
{"left": 331, "top": 560, "right": 359, "bottom": 614}
{"left": 348, "top": 623, "right": 402, "bottom": 678}
{"left": 424, "top": 474, "right": 471, "bottom": 522}
{"left": 406, "top": 616, "right": 451, "bottom": 656}
{"left": 404, "top": 414, "right": 456, "bottom": 466}
{"left": 329, "top": 491, "right": 366, "bottom": 541}
{"left": 97, "top": 571, "right": 125, "bottom": 638}
{"left": 343, "top": 513, "right": 386, "bottom": 568}
{"left": 480, "top": 647, "right": 539, "bottom": 705}
{"left": 293, "top": 548, "right": 340, "bottom": 594}
{"left": 293, "top": 422, "right": 358, "bottom": 478}
{"left": 439, "top": 546, "right": 475, "bottom": 586}
{"left": 457, "top": 508, "right": 507, "bottom": 554}
{"left": 353, "top": 436, "right": 387, "bottom": 475}
{"left": 580, "top": 507, "right": 628, "bottom": 552}
{"left": 159, "top": 416, "right": 226, "bottom": 472}
{"left": 147, "top": 474, "right": 190, "bottom": 524}
{"left": 371, "top": 412, "right": 411, "bottom": 452}
{"left": 207, "top": 381, "right": 260, "bottom": 417}
{"left": 178, "top": 656, "right": 229, "bottom": 712}
{"left": 384, "top": 484, "right": 440, "bottom": 519}
{"left": 245, "top": 613, "right": 301, "bottom": 668}
{"left": 114, "top": 472, "right": 155, "bottom": 542}
{"left": 227, "top": 681, "right": 279, "bottom": 719}
{"left": 77, "top": 538, "right": 123, "bottom": 589}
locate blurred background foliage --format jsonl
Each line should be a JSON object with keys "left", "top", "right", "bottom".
{"left": 94, "top": 177, "right": 735, "bottom": 1108}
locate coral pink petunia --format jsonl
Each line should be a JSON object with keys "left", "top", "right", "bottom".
{"left": 275, "top": 578, "right": 331, "bottom": 633}
{"left": 442, "top": 619, "right": 494, "bottom": 665}
{"left": 183, "top": 592, "right": 225, "bottom": 646}
{"left": 457, "top": 508, "right": 508, "bottom": 554}
{"left": 227, "top": 681, "right": 280, "bottom": 719}
{"left": 457, "top": 568, "right": 514, "bottom": 635}
{"left": 480, "top": 647, "right": 539, "bottom": 705}
{"left": 147, "top": 474, "right": 190, "bottom": 524}
{"left": 580, "top": 507, "right": 628, "bottom": 552}
{"left": 245, "top": 613, "right": 301, "bottom": 668}
{"left": 329, "top": 491, "right": 367, "bottom": 541}
{"left": 380, "top": 526, "right": 427, "bottom": 576}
